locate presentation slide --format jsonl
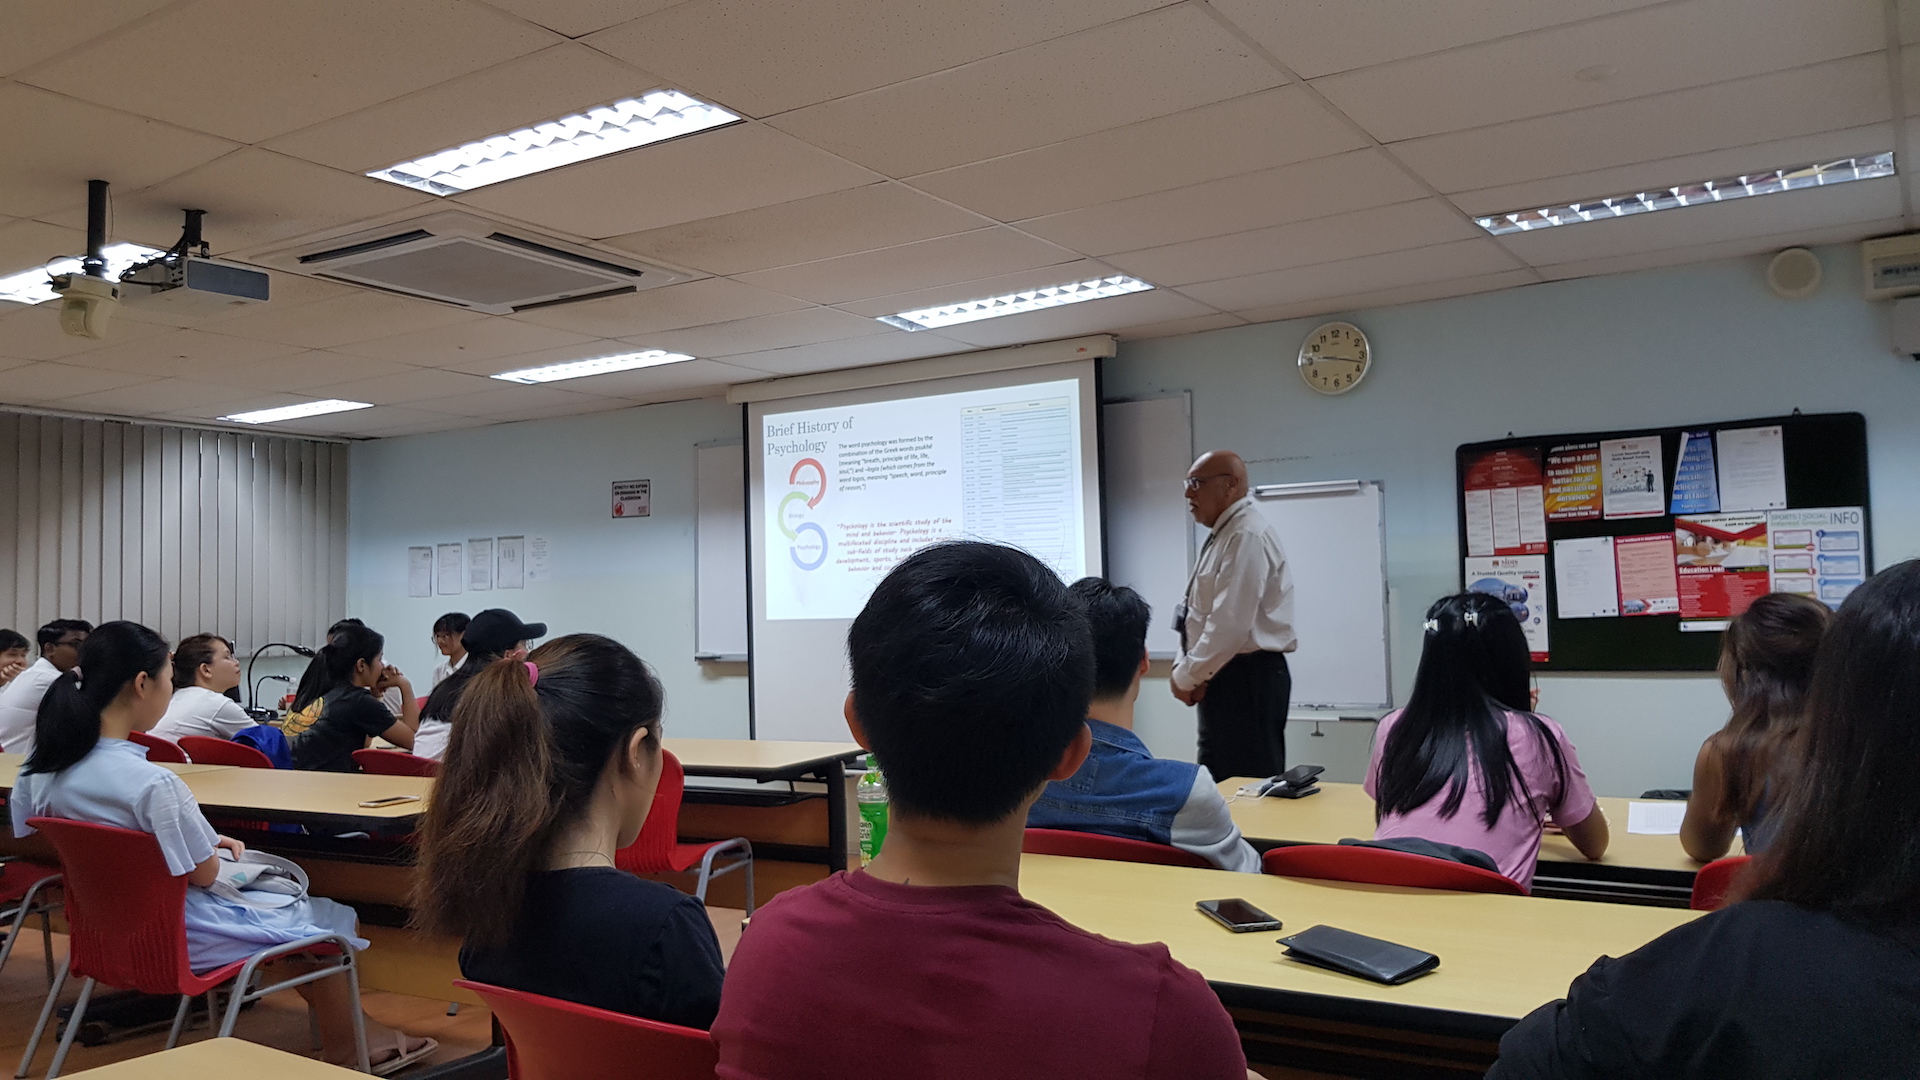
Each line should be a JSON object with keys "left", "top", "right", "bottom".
{"left": 761, "top": 378, "right": 1089, "bottom": 621}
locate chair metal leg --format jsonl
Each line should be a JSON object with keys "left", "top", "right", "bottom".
{"left": 38, "top": 910, "right": 53, "bottom": 988}
{"left": 17, "top": 956, "right": 69, "bottom": 1079}
{"left": 217, "top": 970, "right": 251, "bottom": 1038}
{"left": 743, "top": 853, "right": 756, "bottom": 917}
{"left": 46, "top": 975, "right": 95, "bottom": 1080}
{"left": 346, "top": 955, "right": 370, "bottom": 1074}
{"left": 165, "top": 995, "right": 193, "bottom": 1050}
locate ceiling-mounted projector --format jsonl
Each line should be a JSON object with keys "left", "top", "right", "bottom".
{"left": 122, "top": 255, "right": 269, "bottom": 314}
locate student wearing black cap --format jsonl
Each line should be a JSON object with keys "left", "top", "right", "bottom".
{"left": 414, "top": 609, "right": 547, "bottom": 761}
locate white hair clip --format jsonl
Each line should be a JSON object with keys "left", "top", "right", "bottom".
{"left": 1422, "top": 618, "right": 1440, "bottom": 634}
{"left": 1462, "top": 608, "right": 1481, "bottom": 627}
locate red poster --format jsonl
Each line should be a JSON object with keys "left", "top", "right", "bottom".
{"left": 1674, "top": 512, "right": 1770, "bottom": 623}
{"left": 1462, "top": 448, "right": 1547, "bottom": 557}
{"left": 1615, "top": 533, "right": 1679, "bottom": 616}
{"left": 1544, "top": 443, "right": 1602, "bottom": 521}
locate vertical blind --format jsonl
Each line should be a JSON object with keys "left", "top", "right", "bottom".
{"left": 0, "top": 411, "right": 349, "bottom": 652}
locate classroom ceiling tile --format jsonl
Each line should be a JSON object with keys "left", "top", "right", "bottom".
{"left": 20, "top": 0, "right": 559, "bottom": 143}
{"left": 480, "top": 0, "right": 685, "bottom": 38}
{"left": 507, "top": 277, "right": 810, "bottom": 337}
{"left": 1313, "top": 0, "right": 1884, "bottom": 143}
{"left": 420, "top": 382, "right": 618, "bottom": 417}
{"left": 0, "top": 84, "right": 241, "bottom": 220}
{"left": 454, "top": 122, "right": 879, "bottom": 239}
{"left": 1113, "top": 312, "right": 1248, "bottom": 341}
{"left": 769, "top": 6, "right": 1283, "bottom": 178}
{"left": 1389, "top": 55, "right": 1891, "bottom": 195}
{"left": 1107, "top": 199, "right": 1482, "bottom": 287}
{"left": 735, "top": 227, "right": 1080, "bottom": 306}
{"left": 203, "top": 290, "right": 484, "bottom": 350}
{"left": 0, "top": 304, "right": 175, "bottom": 362}
{"left": 1534, "top": 216, "right": 1907, "bottom": 283}
{"left": 46, "top": 376, "right": 273, "bottom": 418}
{"left": 206, "top": 351, "right": 422, "bottom": 392}
{"left": 0, "top": 219, "right": 90, "bottom": 278}
{"left": 302, "top": 366, "right": 501, "bottom": 406}
{"left": 604, "top": 183, "right": 992, "bottom": 275}
{"left": 265, "top": 44, "right": 666, "bottom": 175}
{"left": 1232, "top": 268, "right": 1542, "bottom": 326}
{"left": 1180, "top": 237, "right": 1521, "bottom": 311}
{"left": 643, "top": 307, "right": 892, "bottom": 358}
{"left": 55, "top": 328, "right": 305, "bottom": 379}
{"left": 701, "top": 330, "right": 978, "bottom": 377}
{"left": 274, "top": 405, "right": 471, "bottom": 438}
{"left": 0, "top": 363, "right": 157, "bottom": 405}
{"left": 0, "top": 356, "right": 34, "bottom": 376}
{"left": 586, "top": 0, "right": 1171, "bottom": 116}
{"left": 1022, "top": 150, "right": 1434, "bottom": 257}
{"left": 332, "top": 317, "right": 601, "bottom": 367}
{"left": 0, "top": 0, "right": 172, "bottom": 77}
{"left": 928, "top": 288, "right": 1216, "bottom": 349}
{"left": 835, "top": 258, "right": 1121, "bottom": 318}
{"left": 1208, "top": 0, "right": 1667, "bottom": 79}
{"left": 905, "top": 88, "right": 1366, "bottom": 223}
{"left": 356, "top": 413, "right": 503, "bottom": 437}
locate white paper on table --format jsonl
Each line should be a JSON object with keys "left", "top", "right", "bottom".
{"left": 467, "top": 537, "right": 494, "bottom": 592}
{"left": 1464, "top": 488, "right": 1495, "bottom": 556}
{"left": 1553, "top": 536, "right": 1619, "bottom": 618}
{"left": 1600, "top": 436, "right": 1666, "bottom": 519}
{"left": 407, "top": 547, "right": 433, "bottom": 598}
{"left": 1627, "top": 801, "right": 1688, "bottom": 835}
{"left": 434, "top": 543, "right": 463, "bottom": 596}
{"left": 1716, "top": 425, "right": 1787, "bottom": 512}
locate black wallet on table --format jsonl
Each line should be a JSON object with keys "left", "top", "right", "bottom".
{"left": 1277, "top": 925, "right": 1439, "bottom": 985}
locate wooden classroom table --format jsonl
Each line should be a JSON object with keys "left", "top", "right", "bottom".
{"left": 1222, "top": 779, "right": 1732, "bottom": 906}
{"left": 1021, "top": 852, "right": 1698, "bottom": 1075}
{"left": 663, "top": 738, "right": 866, "bottom": 874}
{"left": 63, "top": 1037, "right": 361, "bottom": 1078}
{"left": 0, "top": 751, "right": 230, "bottom": 791}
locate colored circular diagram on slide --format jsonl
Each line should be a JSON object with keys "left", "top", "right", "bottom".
{"left": 779, "top": 458, "right": 829, "bottom": 570}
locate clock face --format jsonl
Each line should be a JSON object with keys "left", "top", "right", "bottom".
{"left": 1298, "top": 321, "right": 1371, "bottom": 396}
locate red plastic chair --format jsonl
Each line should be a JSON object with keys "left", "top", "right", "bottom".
{"left": 455, "top": 979, "right": 716, "bottom": 1080}
{"left": 352, "top": 748, "right": 440, "bottom": 777}
{"left": 1262, "top": 844, "right": 1528, "bottom": 895}
{"left": 127, "top": 730, "right": 189, "bottom": 764}
{"left": 18, "top": 819, "right": 370, "bottom": 1078}
{"left": 0, "top": 860, "right": 62, "bottom": 987}
{"left": 1022, "top": 828, "right": 1215, "bottom": 869}
{"left": 176, "top": 736, "right": 275, "bottom": 770}
{"left": 1691, "top": 854, "right": 1753, "bottom": 911}
{"left": 614, "top": 750, "right": 754, "bottom": 915}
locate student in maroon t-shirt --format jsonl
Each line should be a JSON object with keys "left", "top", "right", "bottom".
{"left": 711, "top": 542, "right": 1250, "bottom": 1080}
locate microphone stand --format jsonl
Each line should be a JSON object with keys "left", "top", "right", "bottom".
{"left": 247, "top": 642, "right": 315, "bottom": 710}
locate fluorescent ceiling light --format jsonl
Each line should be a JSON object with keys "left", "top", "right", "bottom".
{"left": 221, "top": 400, "right": 373, "bottom": 425}
{"left": 368, "top": 90, "right": 742, "bottom": 195}
{"left": 0, "top": 242, "right": 166, "bottom": 306}
{"left": 1476, "top": 152, "right": 1895, "bottom": 236}
{"left": 878, "top": 275, "right": 1154, "bottom": 331}
{"left": 491, "top": 349, "right": 695, "bottom": 384}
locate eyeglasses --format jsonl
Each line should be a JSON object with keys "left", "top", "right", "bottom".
{"left": 1183, "top": 474, "right": 1234, "bottom": 492}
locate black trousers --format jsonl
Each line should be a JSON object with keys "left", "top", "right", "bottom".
{"left": 1197, "top": 650, "right": 1291, "bottom": 783}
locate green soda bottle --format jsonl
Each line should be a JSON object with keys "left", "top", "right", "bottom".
{"left": 856, "top": 754, "right": 888, "bottom": 867}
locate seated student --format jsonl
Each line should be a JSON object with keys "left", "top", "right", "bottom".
{"left": 290, "top": 619, "right": 410, "bottom": 724}
{"left": 1679, "top": 592, "right": 1829, "bottom": 863}
{"left": 429, "top": 612, "right": 469, "bottom": 689}
{"left": 413, "top": 609, "right": 543, "bottom": 761}
{"left": 0, "top": 620, "right": 92, "bottom": 755}
{"left": 1028, "top": 578, "right": 1260, "bottom": 871}
{"left": 0, "top": 628, "right": 29, "bottom": 688}
{"left": 152, "top": 633, "right": 254, "bottom": 742}
{"left": 1488, "top": 561, "right": 1920, "bottom": 1079}
{"left": 712, "top": 542, "right": 1249, "bottom": 1080}
{"left": 415, "top": 634, "right": 724, "bottom": 1027}
{"left": 288, "top": 623, "right": 420, "bottom": 772}
{"left": 1367, "top": 593, "right": 1607, "bottom": 890}
{"left": 10, "top": 621, "right": 434, "bottom": 1073}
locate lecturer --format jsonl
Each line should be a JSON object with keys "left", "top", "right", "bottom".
{"left": 1172, "top": 451, "right": 1296, "bottom": 782}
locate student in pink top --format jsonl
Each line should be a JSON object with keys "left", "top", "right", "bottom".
{"left": 1364, "top": 592, "right": 1608, "bottom": 891}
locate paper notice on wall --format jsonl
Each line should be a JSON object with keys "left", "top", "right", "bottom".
{"left": 407, "top": 546, "right": 433, "bottom": 598}
{"left": 1544, "top": 443, "right": 1602, "bottom": 521}
{"left": 1674, "top": 512, "right": 1769, "bottom": 628}
{"left": 496, "top": 536, "right": 525, "bottom": 590}
{"left": 1669, "top": 430, "right": 1720, "bottom": 515}
{"left": 612, "top": 478, "right": 651, "bottom": 519}
{"left": 525, "top": 535, "right": 551, "bottom": 584}
{"left": 1553, "top": 536, "right": 1619, "bottom": 619}
{"left": 1464, "top": 555, "right": 1549, "bottom": 661}
{"left": 1462, "top": 447, "right": 1547, "bottom": 555}
{"left": 1768, "top": 507, "right": 1866, "bottom": 607}
{"left": 1615, "top": 533, "right": 1679, "bottom": 615}
{"left": 467, "top": 537, "right": 494, "bottom": 592}
{"left": 1600, "top": 437, "right": 1666, "bottom": 519}
{"left": 1717, "top": 425, "right": 1787, "bottom": 513}
{"left": 435, "top": 543, "right": 463, "bottom": 596}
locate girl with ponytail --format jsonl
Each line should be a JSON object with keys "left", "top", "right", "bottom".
{"left": 288, "top": 622, "right": 419, "bottom": 772}
{"left": 11, "top": 622, "right": 434, "bottom": 1072}
{"left": 415, "top": 634, "right": 724, "bottom": 1028}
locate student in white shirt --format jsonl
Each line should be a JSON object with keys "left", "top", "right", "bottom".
{"left": 152, "top": 634, "right": 255, "bottom": 742}
{"left": 0, "top": 629, "right": 29, "bottom": 688}
{"left": 0, "top": 620, "right": 92, "bottom": 756}
{"left": 430, "top": 613, "right": 469, "bottom": 689}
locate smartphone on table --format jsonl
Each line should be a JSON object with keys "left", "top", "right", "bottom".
{"left": 1197, "top": 898, "right": 1283, "bottom": 933}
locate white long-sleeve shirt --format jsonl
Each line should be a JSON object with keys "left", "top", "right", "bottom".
{"left": 1172, "top": 496, "right": 1296, "bottom": 691}
{"left": 0, "top": 658, "right": 62, "bottom": 755}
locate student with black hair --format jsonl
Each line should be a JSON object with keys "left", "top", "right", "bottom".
{"left": 0, "top": 628, "right": 29, "bottom": 687}
{"left": 1028, "top": 578, "right": 1259, "bottom": 871}
{"left": 1366, "top": 592, "right": 1607, "bottom": 890}
{"left": 0, "top": 619, "right": 92, "bottom": 755}
{"left": 713, "top": 542, "right": 1249, "bottom": 1080}
{"left": 415, "top": 634, "right": 724, "bottom": 1026}
{"left": 412, "top": 609, "right": 544, "bottom": 761}
{"left": 288, "top": 622, "right": 419, "bottom": 772}
{"left": 9, "top": 621, "right": 434, "bottom": 1072}
{"left": 152, "top": 633, "right": 253, "bottom": 742}
{"left": 1489, "top": 561, "right": 1920, "bottom": 1078}
{"left": 429, "top": 612, "right": 470, "bottom": 689}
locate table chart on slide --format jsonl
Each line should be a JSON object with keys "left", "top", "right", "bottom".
{"left": 960, "top": 395, "right": 1077, "bottom": 567}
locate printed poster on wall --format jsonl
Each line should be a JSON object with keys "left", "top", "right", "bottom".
{"left": 1544, "top": 443, "right": 1602, "bottom": 521}
{"left": 1768, "top": 507, "right": 1866, "bottom": 607}
{"left": 407, "top": 546, "right": 433, "bottom": 598}
{"left": 1614, "top": 533, "right": 1679, "bottom": 615}
{"left": 467, "top": 537, "right": 494, "bottom": 592}
{"left": 525, "top": 535, "right": 552, "bottom": 584}
{"left": 496, "top": 536, "right": 525, "bottom": 590}
{"left": 612, "top": 479, "right": 652, "bottom": 519}
{"left": 1717, "top": 425, "right": 1788, "bottom": 512}
{"left": 1462, "top": 447, "right": 1547, "bottom": 556}
{"left": 1464, "top": 555, "right": 1549, "bottom": 661}
{"left": 1552, "top": 536, "right": 1619, "bottom": 619}
{"left": 1669, "top": 430, "right": 1720, "bottom": 515}
{"left": 1600, "top": 436, "right": 1666, "bottom": 519}
{"left": 1674, "top": 512, "right": 1769, "bottom": 629}
{"left": 435, "top": 543, "right": 463, "bottom": 596}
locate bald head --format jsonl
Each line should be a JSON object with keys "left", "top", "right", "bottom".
{"left": 1185, "top": 450, "right": 1249, "bottom": 528}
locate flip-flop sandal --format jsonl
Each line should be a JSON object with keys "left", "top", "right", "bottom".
{"left": 371, "top": 1033, "right": 438, "bottom": 1076}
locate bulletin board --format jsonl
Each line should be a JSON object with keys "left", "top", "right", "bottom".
{"left": 1454, "top": 412, "right": 1869, "bottom": 672}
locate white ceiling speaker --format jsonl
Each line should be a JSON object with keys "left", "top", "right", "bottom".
{"left": 1766, "top": 247, "right": 1823, "bottom": 300}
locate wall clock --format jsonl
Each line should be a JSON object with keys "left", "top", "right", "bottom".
{"left": 1298, "top": 321, "right": 1371, "bottom": 395}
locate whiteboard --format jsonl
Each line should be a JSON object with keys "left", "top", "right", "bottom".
{"left": 695, "top": 443, "right": 748, "bottom": 660}
{"left": 1101, "top": 396, "right": 1193, "bottom": 657}
{"left": 1251, "top": 480, "right": 1390, "bottom": 709}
